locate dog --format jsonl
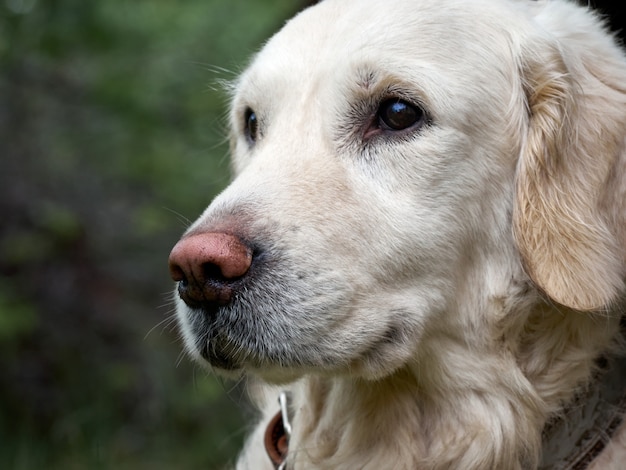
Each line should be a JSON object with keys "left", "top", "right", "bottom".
{"left": 168, "top": 0, "right": 626, "bottom": 468}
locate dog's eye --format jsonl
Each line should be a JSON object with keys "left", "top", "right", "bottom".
{"left": 244, "top": 108, "right": 258, "bottom": 143}
{"left": 377, "top": 99, "right": 424, "bottom": 131}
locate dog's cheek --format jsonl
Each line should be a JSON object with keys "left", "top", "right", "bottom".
{"left": 354, "top": 331, "right": 418, "bottom": 379}
{"left": 344, "top": 306, "right": 424, "bottom": 379}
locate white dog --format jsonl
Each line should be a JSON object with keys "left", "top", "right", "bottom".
{"left": 168, "top": 0, "right": 626, "bottom": 468}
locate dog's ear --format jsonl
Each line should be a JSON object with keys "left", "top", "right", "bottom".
{"left": 513, "top": 25, "right": 626, "bottom": 311}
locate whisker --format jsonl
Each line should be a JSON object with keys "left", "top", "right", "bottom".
{"left": 162, "top": 206, "right": 193, "bottom": 228}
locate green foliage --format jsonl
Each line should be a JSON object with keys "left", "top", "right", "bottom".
{"left": 0, "top": 1, "right": 302, "bottom": 468}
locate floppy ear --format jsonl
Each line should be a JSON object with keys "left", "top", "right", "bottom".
{"left": 513, "top": 24, "right": 626, "bottom": 311}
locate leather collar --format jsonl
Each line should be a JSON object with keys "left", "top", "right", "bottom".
{"left": 539, "top": 353, "right": 626, "bottom": 469}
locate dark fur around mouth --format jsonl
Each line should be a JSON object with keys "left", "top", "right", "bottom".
{"left": 178, "top": 241, "right": 335, "bottom": 371}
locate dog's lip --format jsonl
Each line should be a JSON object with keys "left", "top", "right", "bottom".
{"left": 177, "top": 281, "right": 234, "bottom": 309}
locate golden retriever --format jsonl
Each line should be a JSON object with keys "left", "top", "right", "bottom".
{"left": 168, "top": 0, "right": 626, "bottom": 468}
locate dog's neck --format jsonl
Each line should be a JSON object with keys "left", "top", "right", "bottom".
{"left": 274, "top": 306, "right": 623, "bottom": 469}
{"left": 284, "top": 367, "right": 545, "bottom": 468}
{"left": 288, "top": 370, "right": 430, "bottom": 468}
{"left": 267, "top": 354, "right": 626, "bottom": 470}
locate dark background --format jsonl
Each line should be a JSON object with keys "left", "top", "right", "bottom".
{"left": 0, "top": 1, "right": 304, "bottom": 469}
{"left": 592, "top": 0, "right": 625, "bottom": 42}
{"left": 0, "top": 1, "right": 622, "bottom": 469}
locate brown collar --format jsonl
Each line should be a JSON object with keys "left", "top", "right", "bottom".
{"left": 264, "top": 355, "right": 626, "bottom": 469}
{"left": 539, "top": 354, "right": 626, "bottom": 469}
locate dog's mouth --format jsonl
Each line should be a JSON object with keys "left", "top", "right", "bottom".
{"left": 182, "top": 289, "right": 295, "bottom": 373}
{"left": 176, "top": 278, "right": 259, "bottom": 372}
{"left": 181, "top": 290, "right": 323, "bottom": 374}
{"left": 181, "top": 301, "right": 294, "bottom": 374}
{"left": 173, "top": 258, "right": 363, "bottom": 377}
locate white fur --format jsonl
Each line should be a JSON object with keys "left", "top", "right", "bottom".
{"left": 173, "top": 0, "right": 626, "bottom": 468}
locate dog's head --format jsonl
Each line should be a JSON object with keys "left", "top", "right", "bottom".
{"left": 169, "top": 0, "right": 626, "bottom": 383}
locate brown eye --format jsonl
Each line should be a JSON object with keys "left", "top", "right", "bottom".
{"left": 244, "top": 108, "right": 258, "bottom": 143}
{"left": 377, "top": 99, "right": 424, "bottom": 131}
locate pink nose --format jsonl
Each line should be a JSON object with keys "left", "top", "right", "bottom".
{"left": 168, "top": 232, "right": 253, "bottom": 307}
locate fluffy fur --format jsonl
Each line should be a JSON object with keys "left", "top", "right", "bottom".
{"left": 171, "top": 0, "right": 626, "bottom": 468}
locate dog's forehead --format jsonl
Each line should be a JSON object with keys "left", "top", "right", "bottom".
{"left": 239, "top": 0, "right": 527, "bottom": 103}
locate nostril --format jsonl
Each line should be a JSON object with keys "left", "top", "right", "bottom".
{"left": 203, "top": 262, "right": 227, "bottom": 282}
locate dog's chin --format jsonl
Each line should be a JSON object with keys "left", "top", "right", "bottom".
{"left": 193, "top": 336, "right": 413, "bottom": 385}
{"left": 203, "top": 353, "right": 393, "bottom": 385}
{"left": 198, "top": 342, "right": 241, "bottom": 372}
{"left": 247, "top": 366, "right": 308, "bottom": 385}
{"left": 193, "top": 345, "right": 310, "bottom": 384}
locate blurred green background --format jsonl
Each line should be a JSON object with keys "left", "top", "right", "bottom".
{"left": 0, "top": 1, "right": 305, "bottom": 468}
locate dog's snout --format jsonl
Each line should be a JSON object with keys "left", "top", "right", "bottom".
{"left": 168, "top": 232, "right": 252, "bottom": 307}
